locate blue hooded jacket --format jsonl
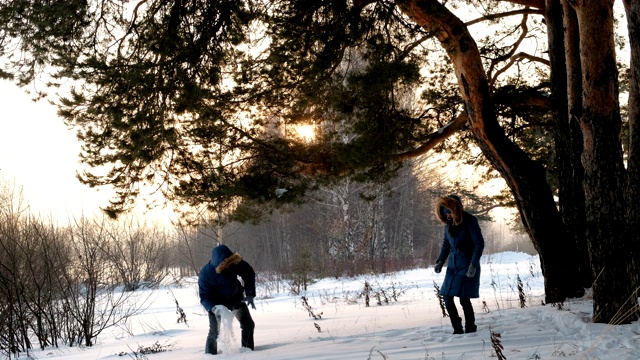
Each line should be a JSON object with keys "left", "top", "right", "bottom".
{"left": 435, "top": 195, "right": 485, "bottom": 298}
{"left": 198, "top": 244, "right": 256, "bottom": 312}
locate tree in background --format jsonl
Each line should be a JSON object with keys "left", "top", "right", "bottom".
{"left": 1, "top": 0, "right": 638, "bottom": 323}
{"left": 194, "top": 160, "right": 451, "bottom": 280}
{"left": 103, "top": 216, "right": 172, "bottom": 291}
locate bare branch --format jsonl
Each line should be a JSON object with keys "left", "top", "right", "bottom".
{"left": 394, "top": 112, "right": 468, "bottom": 161}
{"left": 398, "top": 34, "right": 433, "bottom": 60}
{"left": 491, "top": 52, "right": 550, "bottom": 86}
{"left": 465, "top": 8, "right": 544, "bottom": 27}
{"left": 118, "top": 0, "right": 149, "bottom": 58}
{"left": 353, "top": 0, "right": 379, "bottom": 10}
{"left": 501, "top": 87, "right": 552, "bottom": 108}
{"left": 498, "top": 0, "right": 545, "bottom": 9}
{"left": 488, "top": 12, "right": 535, "bottom": 87}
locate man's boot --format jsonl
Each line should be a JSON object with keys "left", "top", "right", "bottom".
{"left": 450, "top": 316, "right": 464, "bottom": 335}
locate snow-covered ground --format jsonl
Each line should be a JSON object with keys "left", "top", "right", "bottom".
{"left": 22, "top": 252, "right": 640, "bottom": 359}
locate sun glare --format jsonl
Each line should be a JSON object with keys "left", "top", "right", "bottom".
{"left": 295, "top": 124, "right": 316, "bottom": 142}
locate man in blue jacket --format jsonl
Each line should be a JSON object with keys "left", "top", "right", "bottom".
{"left": 433, "top": 195, "right": 485, "bottom": 334}
{"left": 198, "top": 244, "right": 256, "bottom": 354}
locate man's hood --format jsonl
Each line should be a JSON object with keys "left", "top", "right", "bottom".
{"left": 211, "top": 244, "right": 242, "bottom": 273}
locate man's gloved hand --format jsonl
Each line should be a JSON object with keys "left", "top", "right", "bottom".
{"left": 466, "top": 264, "right": 477, "bottom": 278}
{"left": 244, "top": 296, "right": 256, "bottom": 310}
{"left": 434, "top": 261, "right": 444, "bottom": 274}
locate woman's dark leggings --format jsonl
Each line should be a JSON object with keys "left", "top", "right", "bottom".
{"left": 443, "top": 295, "right": 475, "bottom": 327}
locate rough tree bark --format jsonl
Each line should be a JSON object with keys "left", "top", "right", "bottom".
{"left": 557, "top": 0, "right": 592, "bottom": 290}
{"left": 568, "top": 0, "right": 639, "bottom": 323}
{"left": 545, "top": 0, "right": 591, "bottom": 291}
{"left": 623, "top": 0, "right": 640, "bottom": 307}
{"left": 396, "top": 0, "right": 580, "bottom": 303}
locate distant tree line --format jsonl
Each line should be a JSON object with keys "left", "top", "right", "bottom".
{"left": 173, "top": 162, "right": 443, "bottom": 282}
{"left": 221, "top": 162, "right": 442, "bottom": 279}
{"left": 175, "top": 159, "right": 514, "bottom": 291}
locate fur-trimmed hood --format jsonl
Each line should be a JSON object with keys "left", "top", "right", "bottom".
{"left": 211, "top": 244, "right": 243, "bottom": 273}
{"left": 435, "top": 195, "right": 464, "bottom": 225}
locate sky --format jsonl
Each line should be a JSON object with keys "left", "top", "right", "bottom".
{"left": 18, "top": 251, "right": 640, "bottom": 360}
{"left": 0, "top": 82, "right": 106, "bottom": 220}
{"left": 0, "top": 81, "right": 177, "bottom": 225}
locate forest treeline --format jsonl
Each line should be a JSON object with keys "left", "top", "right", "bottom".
{"left": 0, "top": 161, "right": 529, "bottom": 357}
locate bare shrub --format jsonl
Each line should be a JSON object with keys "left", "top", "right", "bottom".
{"left": 300, "top": 296, "right": 323, "bottom": 320}
{"left": 118, "top": 340, "right": 174, "bottom": 359}
{"left": 0, "top": 181, "right": 157, "bottom": 353}
{"left": 58, "top": 217, "right": 152, "bottom": 347}
{"left": 517, "top": 274, "right": 527, "bottom": 308}
{"left": 362, "top": 281, "right": 372, "bottom": 307}
{"left": 255, "top": 271, "right": 288, "bottom": 298}
{"left": 482, "top": 300, "right": 491, "bottom": 313}
{"left": 21, "top": 218, "right": 73, "bottom": 350}
{"left": 490, "top": 330, "right": 506, "bottom": 360}
{"left": 0, "top": 184, "right": 73, "bottom": 356}
{"left": 434, "top": 282, "right": 448, "bottom": 318}
{"left": 171, "top": 291, "right": 188, "bottom": 326}
{"left": 103, "top": 216, "right": 171, "bottom": 292}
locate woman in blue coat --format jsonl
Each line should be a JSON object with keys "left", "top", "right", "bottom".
{"left": 433, "top": 195, "right": 485, "bottom": 334}
{"left": 198, "top": 244, "right": 256, "bottom": 354}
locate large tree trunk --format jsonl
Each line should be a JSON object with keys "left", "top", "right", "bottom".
{"left": 551, "top": 0, "right": 592, "bottom": 290}
{"left": 570, "top": 0, "right": 639, "bottom": 323}
{"left": 546, "top": 0, "right": 590, "bottom": 294}
{"left": 623, "top": 0, "right": 640, "bottom": 307}
{"left": 397, "top": 0, "right": 578, "bottom": 303}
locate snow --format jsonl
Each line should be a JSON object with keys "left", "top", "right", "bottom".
{"left": 22, "top": 252, "right": 640, "bottom": 360}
